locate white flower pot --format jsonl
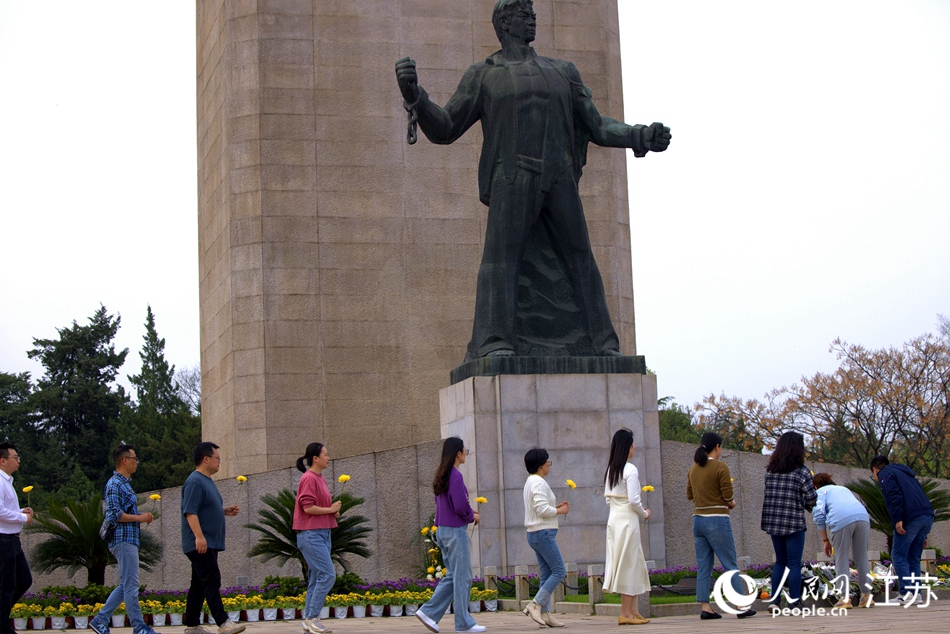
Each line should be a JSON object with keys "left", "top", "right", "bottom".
{"left": 51, "top": 617, "right": 67, "bottom": 630}
{"left": 170, "top": 614, "right": 183, "bottom": 626}
{"left": 31, "top": 617, "right": 47, "bottom": 630}
{"left": 369, "top": 604, "right": 385, "bottom": 617}
{"left": 281, "top": 608, "right": 295, "bottom": 620}
{"left": 152, "top": 614, "right": 166, "bottom": 627}
{"left": 485, "top": 599, "right": 498, "bottom": 612}
{"left": 263, "top": 608, "right": 278, "bottom": 621}
{"left": 333, "top": 607, "right": 348, "bottom": 619}
{"left": 389, "top": 604, "right": 404, "bottom": 617}
{"left": 351, "top": 605, "right": 366, "bottom": 618}
{"left": 244, "top": 610, "right": 260, "bottom": 622}
{"left": 404, "top": 604, "right": 419, "bottom": 616}
{"left": 319, "top": 607, "right": 329, "bottom": 620}
{"left": 227, "top": 611, "right": 240, "bottom": 622}
{"left": 469, "top": 600, "right": 481, "bottom": 613}
{"left": 111, "top": 615, "right": 126, "bottom": 628}
{"left": 13, "top": 618, "right": 27, "bottom": 630}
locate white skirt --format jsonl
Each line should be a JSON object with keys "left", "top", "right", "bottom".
{"left": 603, "top": 497, "right": 650, "bottom": 596}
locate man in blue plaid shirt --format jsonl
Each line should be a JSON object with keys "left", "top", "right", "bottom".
{"left": 90, "top": 445, "right": 160, "bottom": 634}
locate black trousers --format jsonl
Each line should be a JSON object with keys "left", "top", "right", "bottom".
{"left": 0, "top": 534, "right": 32, "bottom": 634}
{"left": 184, "top": 549, "right": 228, "bottom": 627}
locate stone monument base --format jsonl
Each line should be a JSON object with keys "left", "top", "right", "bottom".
{"left": 439, "top": 372, "right": 666, "bottom": 576}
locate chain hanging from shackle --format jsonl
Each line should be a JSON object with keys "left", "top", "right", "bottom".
{"left": 404, "top": 102, "right": 418, "bottom": 145}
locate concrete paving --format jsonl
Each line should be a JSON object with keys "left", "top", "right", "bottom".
{"left": 142, "top": 601, "right": 950, "bottom": 633}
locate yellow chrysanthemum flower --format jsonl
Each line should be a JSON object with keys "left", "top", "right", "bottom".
{"left": 565, "top": 479, "right": 576, "bottom": 489}
{"left": 421, "top": 527, "right": 429, "bottom": 535}
{"left": 475, "top": 496, "right": 487, "bottom": 504}
{"left": 338, "top": 474, "right": 351, "bottom": 483}
{"left": 427, "top": 566, "right": 435, "bottom": 574}
{"left": 641, "top": 485, "right": 655, "bottom": 492}
{"left": 149, "top": 494, "right": 161, "bottom": 501}
{"left": 431, "top": 526, "right": 437, "bottom": 532}
{"left": 236, "top": 475, "right": 248, "bottom": 483}
{"left": 22, "top": 486, "right": 33, "bottom": 493}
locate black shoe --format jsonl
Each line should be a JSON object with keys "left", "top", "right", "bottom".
{"left": 700, "top": 611, "right": 722, "bottom": 620}
{"left": 736, "top": 609, "right": 756, "bottom": 618}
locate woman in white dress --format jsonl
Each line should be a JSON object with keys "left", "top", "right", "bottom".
{"left": 603, "top": 428, "right": 651, "bottom": 625}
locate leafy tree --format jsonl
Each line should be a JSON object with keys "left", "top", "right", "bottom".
{"left": 27, "top": 306, "right": 129, "bottom": 491}
{"left": 27, "top": 494, "right": 162, "bottom": 586}
{"left": 174, "top": 364, "right": 201, "bottom": 415}
{"left": 657, "top": 399, "right": 703, "bottom": 444}
{"left": 846, "top": 477, "right": 950, "bottom": 552}
{"left": 116, "top": 307, "right": 201, "bottom": 492}
{"left": 245, "top": 489, "right": 372, "bottom": 576}
{"left": 696, "top": 321, "right": 950, "bottom": 477}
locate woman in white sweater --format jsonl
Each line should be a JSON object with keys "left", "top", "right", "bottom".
{"left": 522, "top": 448, "right": 570, "bottom": 628}
{"left": 604, "top": 428, "right": 651, "bottom": 625}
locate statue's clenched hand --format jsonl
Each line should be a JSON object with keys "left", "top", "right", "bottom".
{"left": 642, "top": 122, "right": 671, "bottom": 152}
{"left": 395, "top": 57, "right": 421, "bottom": 104}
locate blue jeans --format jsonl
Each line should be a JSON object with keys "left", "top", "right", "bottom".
{"left": 891, "top": 514, "right": 934, "bottom": 594}
{"left": 93, "top": 542, "right": 146, "bottom": 633}
{"left": 526, "top": 529, "right": 566, "bottom": 612}
{"left": 770, "top": 530, "right": 806, "bottom": 603}
{"left": 297, "top": 529, "right": 335, "bottom": 619}
{"left": 420, "top": 525, "right": 477, "bottom": 632}
{"left": 692, "top": 516, "right": 743, "bottom": 603}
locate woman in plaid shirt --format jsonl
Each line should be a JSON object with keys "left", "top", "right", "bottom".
{"left": 760, "top": 432, "right": 817, "bottom": 607}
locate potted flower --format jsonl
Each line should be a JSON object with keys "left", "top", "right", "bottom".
{"left": 74, "top": 603, "right": 96, "bottom": 630}
{"left": 165, "top": 600, "right": 185, "bottom": 626}
{"left": 389, "top": 592, "right": 405, "bottom": 618}
{"left": 276, "top": 594, "right": 298, "bottom": 620}
{"left": 140, "top": 599, "right": 163, "bottom": 627}
{"left": 262, "top": 598, "right": 278, "bottom": 621}
{"left": 350, "top": 593, "right": 369, "bottom": 618}
{"left": 480, "top": 588, "right": 498, "bottom": 612}
{"left": 404, "top": 591, "right": 426, "bottom": 616}
{"left": 28, "top": 603, "right": 47, "bottom": 631}
{"left": 111, "top": 602, "right": 127, "bottom": 629}
{"left": 51, "top": 602, "right": 74, "bottom": 630}
{"left": 368, "top": 592, "right": 387, "bottom": 618}
{"left": 244, "top": 595, "right": 264, "bottom": 622}
{"left": 325, "top": 594, "right": 349, "bottom": 619}
{"left": 10, "top": 602, "right": 32, "bottom": 631}
{"left": 222, "top": 596, "right": 242, "bottom": 623}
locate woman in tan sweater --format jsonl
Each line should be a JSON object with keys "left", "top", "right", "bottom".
{"left": 686, "top": 432, "right": 755, "bottom": 620}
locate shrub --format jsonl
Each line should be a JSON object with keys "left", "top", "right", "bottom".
{"left": 331, "top": 572, "right": 364, "bottom": 595}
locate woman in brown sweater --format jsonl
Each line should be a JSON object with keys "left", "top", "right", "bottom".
{"left": 687, "top": 432, "right": 755, "bottom": 620}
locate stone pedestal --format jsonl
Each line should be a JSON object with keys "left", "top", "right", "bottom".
{"left": 439, "top": 371, "right": 666, "bottom": 575}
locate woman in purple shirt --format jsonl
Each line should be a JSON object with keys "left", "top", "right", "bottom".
{"left": 415, "top": 437, "right": 485, "bottom": 634}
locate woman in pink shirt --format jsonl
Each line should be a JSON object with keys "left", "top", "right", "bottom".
{"left": 294, "top": 443, "right": 341, "bottom": 634}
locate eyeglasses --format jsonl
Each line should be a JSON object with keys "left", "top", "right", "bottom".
{"left": 3, "top": 454, "right": 20, "bottom": 461}
{"left": 461, "top": 448, "right": 470, "bottom": 456}
{"left": 124, "top": 456, "right": 140, "bottom": 464}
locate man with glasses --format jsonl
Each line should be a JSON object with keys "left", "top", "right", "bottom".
{"left": 90, "top": 445, "right": 160, "bottom": 634}
{"left": 181, "top": 442, "right": 244, "bottom": 634}
{"left": 0, "top": 441, "right": 33, "bottom": 634}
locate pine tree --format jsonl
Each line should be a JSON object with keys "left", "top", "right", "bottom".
{"left": 117, "top": 307, "right": 201, "bottom": 492}
{"left": 27, "top": 306, "right": 129, "bottom": 491}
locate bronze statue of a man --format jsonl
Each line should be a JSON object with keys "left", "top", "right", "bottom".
{"left": 396, "top": 0, "right": 671, "bottom": 361}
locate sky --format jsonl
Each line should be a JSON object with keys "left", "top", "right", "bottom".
{"left": 0, "top": 1, "right": 948, "bottom": 410}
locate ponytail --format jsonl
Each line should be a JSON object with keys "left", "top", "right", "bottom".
{"left": 297, "top": 442, "right": 325, "bottom": 473}
{"left": 694, "top": 432, "right": 724, "bottom": 467}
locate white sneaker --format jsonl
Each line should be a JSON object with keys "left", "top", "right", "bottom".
{"left": 415, "top": 609, "right": 440, "bottom": 633}
{"left": 303, "top": 619, "right": 331, "bottom": 634}
{"left": 457, "top": 626, "right": 486, "bottom": 633}
{"left": 215, "top": 619, "right": 246, "bottom": 634}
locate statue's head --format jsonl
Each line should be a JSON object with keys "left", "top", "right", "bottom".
{"left": 492, "top": 0, "right": 536, "bottom": 44}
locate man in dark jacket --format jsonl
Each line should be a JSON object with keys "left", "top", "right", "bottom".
{"left": 870, "top": 455, "right": 935, "bottom": 597}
